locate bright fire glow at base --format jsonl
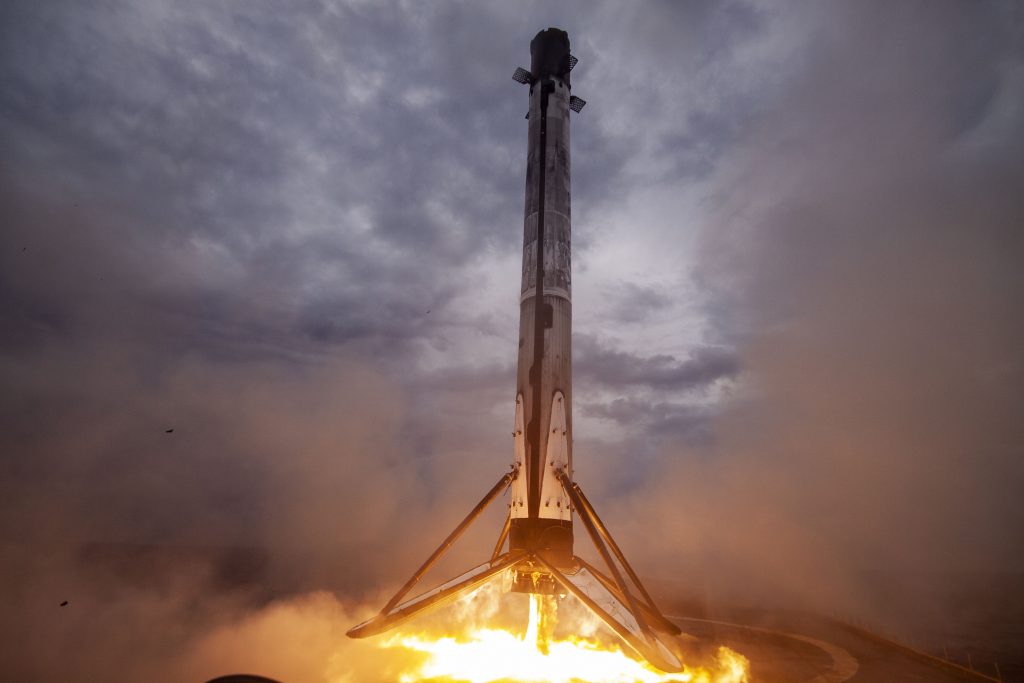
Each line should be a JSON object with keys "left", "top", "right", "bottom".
{"left": 379, "top": 594, "right": 750, "bottom": 683}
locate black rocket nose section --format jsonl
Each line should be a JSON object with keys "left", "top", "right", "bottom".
{"left": 530, "top": 27, "right": 572, "bottom": 84}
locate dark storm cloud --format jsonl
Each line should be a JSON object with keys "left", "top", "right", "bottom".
{"left": 0, "top": 0, "right": 761, "bottom": 369}
{"left": 0, "top": 1, "right": 541, "bottom": 365}
{"left": 576, "top": 334, "right": 738, "bottom": 391}
{"left": 582, "top": 397, "right": 712, "bottom": 443}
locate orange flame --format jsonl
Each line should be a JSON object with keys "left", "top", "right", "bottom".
{"left": 376, "top": 590, "right": 750, "bottom": 683}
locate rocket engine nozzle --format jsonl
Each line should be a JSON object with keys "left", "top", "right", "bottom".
{"left": 511, "top": 567, "right": 564, "bottom": 596}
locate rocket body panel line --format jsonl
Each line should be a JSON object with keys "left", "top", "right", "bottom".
{"left": 527, "top": 78, "right": 548, "bottom": 522}
{"left": 511, "top": 394, "right": 526, "bottom": 513}
{"left": 520, "top": 286, "right": 571, "bottom": 304}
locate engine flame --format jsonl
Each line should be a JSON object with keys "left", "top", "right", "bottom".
{"left": 378, "top": 593, "right": 749, "bottom": 683}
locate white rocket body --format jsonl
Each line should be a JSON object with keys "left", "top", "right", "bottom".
{"left": 509, "top": 28, "right": 575, "bottom": 572}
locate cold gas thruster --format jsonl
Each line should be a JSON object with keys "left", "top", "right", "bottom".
{"left": 347, "top": 28, "right": 683, "bottom": 673}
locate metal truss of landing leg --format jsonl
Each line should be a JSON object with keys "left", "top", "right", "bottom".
{"left": 551, "top": 468, "right": 685, "bottom": 672}
{"left": 347, "top": 465, "right": 686, "bottom": 674}
{"left": 347, "top": 470, "right": 517, "bottom": 639}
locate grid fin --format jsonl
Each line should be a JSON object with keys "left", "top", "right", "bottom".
{"left": 512, "top": 67, "right": 533, "bottom": 84}
{"left": 569, "top": 95, "right": 586, "bottom": 113}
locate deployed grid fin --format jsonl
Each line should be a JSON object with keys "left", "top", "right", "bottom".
{"left": 569, "top": 95, "right": 587, "bottom": 113}
{"left": 568, "top": 54, "right": 579, "bottom": 71}
{"left": 512, "top": 67, "right": 533, "bottom": 84}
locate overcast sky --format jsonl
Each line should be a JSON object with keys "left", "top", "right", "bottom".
{"left": 2, "top": 0, "right": 1023, "bottom": 642}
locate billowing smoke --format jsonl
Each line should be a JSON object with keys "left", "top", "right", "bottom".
{"left": 607, "top": 0, "right": 1024, "bottom": 638}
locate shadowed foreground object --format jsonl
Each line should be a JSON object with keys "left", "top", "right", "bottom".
{"left": 347, "top": 28, "right": 684, "bottom": 673}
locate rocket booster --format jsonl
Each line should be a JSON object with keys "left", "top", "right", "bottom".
{"left": 347, "top": 28, "right": 683, "bottom": 673}
{"left": 509, "top": 27, "right": 576, "bottom": 571}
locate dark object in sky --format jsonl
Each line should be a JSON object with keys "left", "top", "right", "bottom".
{"left": 205, "top": 676, "right": 282, "bottom": 683}
{"left": 347, "top": 28, "right": 684, "bottom": 673}
{"left": 165, "top": 428, "right": 173, "bottom": 433}
{"left": 59, "top": 600, "right": 68, "bottom": 607}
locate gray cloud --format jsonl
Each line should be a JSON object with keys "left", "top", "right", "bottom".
{"left": 576, "top": 334, "right": 738, "bottom": 391}
{"left": 582, "top": 397, "right": 712, "bottom": 442}
{"left": 602, "top": 282, "right": 674, "bottom": 323}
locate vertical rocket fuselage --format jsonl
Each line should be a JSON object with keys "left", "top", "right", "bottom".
{"left": 509, "top": 28, "right": 575, "bottom": 570}
{"left": 349, "top": 33, "right": 684, "bottom": 670}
